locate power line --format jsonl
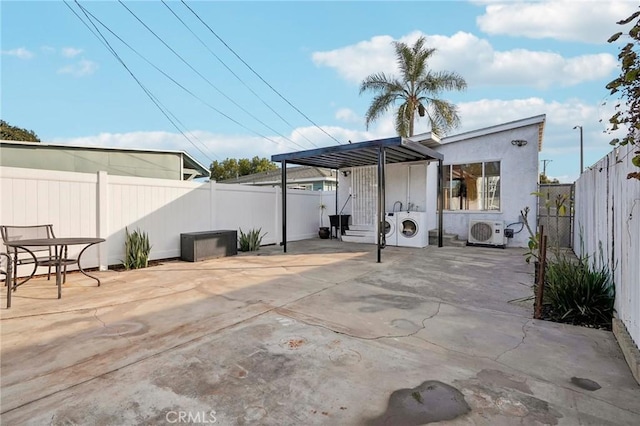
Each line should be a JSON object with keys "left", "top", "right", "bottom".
{"left": 67, "top": 0, "right": 217, "bottom": 164}
{"left": 180, "top": 0, "right": 344, "bottom": 146}
{"left": 160, "top": 0, "right": 320, "bottom": 149}
{"left": 117, "top": 0, "right": 308, "bottom": 151}
{"left": 75, "top": 3, "right": 307, "bottom": 153}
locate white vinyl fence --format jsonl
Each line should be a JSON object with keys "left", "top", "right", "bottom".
{"left": 0, "top": 167, "right": 336, "bottom": 275}
{"left": 574, "top": 143, "right": 640, "bottom": 348}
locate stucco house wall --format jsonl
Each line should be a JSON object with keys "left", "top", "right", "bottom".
{"left": 425, "top": 119, "right": 541, "bottom": 247}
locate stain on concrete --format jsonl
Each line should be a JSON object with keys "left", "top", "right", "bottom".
{"left": 153, "top": 360, "right": 221, "bottom": 397}
{"left": 476, "top": 369, "right": 533, "bottom": 394}
{"left": 241, "top": 405, "right": 268, "bottom": 422}
{"left": 92, "top": 321, "right": 149, "bottom": 338}
{"left": 455, "top": 371, "right": 563, "bottom": 425}
{"left": 358, "top": 294, "right": 424, "bottom": 312}
{"left": 279, "top": 336, "right": 307, "bottom": 350}
{"left": 328, "top": 349, "right": 362, "bottom": 366}
{"left": 366, "top": 380, "right": 471, "bottom": 425}
{"left": 390, "top": 318, "right": 421, "bottom": 332}
{"left": 570, "top": 377, "right": 601, "bottom": 391}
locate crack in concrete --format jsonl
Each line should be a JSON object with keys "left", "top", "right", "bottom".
{"left": 495, "top": 319, "right": 532, "bottom": 362}
{"left": 93, "top": 309, "right": 107, "bottom": 329}
{"left": 277, "top": 302, "right": 442, "bottom": 341}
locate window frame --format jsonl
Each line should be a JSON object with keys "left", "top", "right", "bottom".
{"left": 443, "top": 160, "right": 502, "bottom": 212}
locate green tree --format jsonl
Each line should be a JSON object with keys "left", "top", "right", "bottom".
{"left": 210, "top": 156, "right": 278, "bottom": 181}
{"left": 0, "top": 120, "right": 40, "bottom": 142}
{"left": 606, "top": 7, "right": 640, "bottom": 180}
{"left": 359, "top": 36, "right": 467, "bottom": 138}
{"left": 540, "top": 174, "right": 560, "bottom": 184}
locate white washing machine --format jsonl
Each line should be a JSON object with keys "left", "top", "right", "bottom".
{"left": 384, "top": 212, "right": 398, "bottom": 246}
{"left": 396, "top": 211, "right": 428, "bottom": 248}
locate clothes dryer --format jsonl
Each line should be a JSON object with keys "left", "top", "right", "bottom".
{"left": 396, "top": 211, "right": 428, "bottom": 248}
{"left": 384, "top": 212, "right": 398, "bottom": 246}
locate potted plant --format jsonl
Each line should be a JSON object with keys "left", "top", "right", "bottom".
{"left": 318, "top": 203, "right": 330, "bottom": 239}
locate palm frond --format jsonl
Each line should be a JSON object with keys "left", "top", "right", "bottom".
{"left": 422, "top": 98, "right": 461, "bottom": 136}
{"left": 365, "top": 92, "right": 399, "bottom": 129}
{"left": 360, "top": 73, "right": 400, "bottom": 94}
{"left": 360, "top": 35, "right": 467, "bottom": 136}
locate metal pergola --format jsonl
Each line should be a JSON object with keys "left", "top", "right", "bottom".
{"left": 271, "top": 136, "right": 444, "bottom": 263}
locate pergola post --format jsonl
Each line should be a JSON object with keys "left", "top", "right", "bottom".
{"left": 438, "top": 159, "right": 444, "bottom": 247}
{"left": 377, "top": 146, "right": 386, "bottom": 263}
{"left": 281, "top": 161, "right": 287, "bottom": 252}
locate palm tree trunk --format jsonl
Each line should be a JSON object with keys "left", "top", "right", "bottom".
{"left": 409, "top": 109, "right": 415, "bottom": 137}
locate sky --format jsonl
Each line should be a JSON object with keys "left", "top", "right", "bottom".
{"left": 2, "top": 0, "right": 638, "bottom": 183}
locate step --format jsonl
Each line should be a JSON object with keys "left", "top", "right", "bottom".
{"left": 342, "top": 234, "right": 376, "bottom": 244}
{"left": 428, "top": 229, "right": 467, "bottom": 247}
{"left": 348, "top": 224, "right": 375, "bottom": 232}
{"left": 344, "top": 229, "right": 375, "bottom": 237}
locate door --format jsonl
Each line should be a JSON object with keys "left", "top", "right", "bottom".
{"left": 351, "top": 166, "right": 377, "bottom": 226}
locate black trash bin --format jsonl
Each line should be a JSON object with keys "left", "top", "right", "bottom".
{"left": 329, "top": 215, "right": 351, "bottom": 239}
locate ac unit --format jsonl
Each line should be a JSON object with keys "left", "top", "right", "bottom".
{"left": 468, "top": 220, "right": 506, "bottom": 247}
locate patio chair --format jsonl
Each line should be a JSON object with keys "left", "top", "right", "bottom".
{"left": 1, "top": 252, "right": 13, "bottom": 308}
{"left": 0, "top": 224, "right": 65, "bottom": 287}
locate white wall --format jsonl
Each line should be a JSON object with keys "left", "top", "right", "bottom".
{"left": 426, "top": 124, "right": 540, "bottom": 247}
{"left": 574, "top": 143, "right": 640, "bottom": 348}
{"left": 0, "top": 167, "right": 335, "bottom": 276}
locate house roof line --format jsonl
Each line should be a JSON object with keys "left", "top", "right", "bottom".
{"left": 0, "top": 139, "right": 210, "bottom": 178}
{"left": 440, "top": 114, "right": 546, "bottom": 151}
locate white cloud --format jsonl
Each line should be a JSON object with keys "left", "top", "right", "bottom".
{"left": 312, "top": 34, "right": 398, "bottom": 83}
{"left": 1, "top": 47, "right": 34, "bottom": 59}
{"left": 57, "top": 59, "right": 98, "bottom": 77}
{"left": 41, "top": 45, "right": 56, "bottom": 54}
{"left": 335, "top": 108, "right": 360, "bottom": 123}
{"left": 312, "top": 31, "right": 617, "bottom": 89}
{"left": 61, "top": 47, "right": 83, "bottom": 58}
{"left": 475, "top": 0, "right": 638, "bottom": 44}
{"left": 50, "top": 123, "right": 380, "bottom": 169}
{"left": 50, "top": 95, "right": 625, "bottom": 184}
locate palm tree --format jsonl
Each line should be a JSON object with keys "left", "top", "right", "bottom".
{"left": 360, "top": 36, "right": 467, "bottom": 138}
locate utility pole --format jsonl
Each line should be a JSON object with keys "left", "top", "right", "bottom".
{"left": 573, "top": 125, "right": 584, "bottom": 173}
{"left": 541, "top": 159, "right": 552, "bottom": 177}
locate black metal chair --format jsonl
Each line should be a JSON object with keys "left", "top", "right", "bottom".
{"left": 0, "top": 224, "right": 65, "bottom": 288}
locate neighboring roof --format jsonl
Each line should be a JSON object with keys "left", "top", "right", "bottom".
{"left": 271, "top": 136, "right": 443, "bottom": 169}
{"left": 438, "top": 114, "right": 546, "bottom": 151}
{"left": 0, "top": 140, "right": 210, "bottom": 180}
{"left": 220, "top": 166, "right": 335, "bottom": 185}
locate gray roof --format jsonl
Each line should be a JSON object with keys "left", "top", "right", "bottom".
{"left": 219, "top": 166, "right": 335, "bottom": 184}
{"left": 271, "top": 136, "right": 442, "bottom": 169}
{"left": 0, "top": 140, "right": 210, "bottom": 180}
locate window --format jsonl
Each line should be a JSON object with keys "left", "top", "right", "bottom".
{"left": 444, "top": 161, "right": 500, "bottom": 211}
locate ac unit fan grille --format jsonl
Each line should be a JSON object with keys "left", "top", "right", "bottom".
{"left": 470, "top": 222, "right": 493, "bottom": 242}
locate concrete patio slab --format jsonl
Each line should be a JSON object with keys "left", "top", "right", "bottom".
{"left": 1, "top": 240, "right": 638, "bottom": 425}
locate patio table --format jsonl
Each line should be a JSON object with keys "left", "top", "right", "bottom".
{"left": 4, "top": 237, "right": 105, "bottom": 307}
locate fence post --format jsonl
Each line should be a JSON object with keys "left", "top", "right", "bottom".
{"left": 535, "top": 230, "right": 548, "bottom": 320}
{"left": 209, "top": 180, "right": 217, "bottom": 230}
{"left": 274, "top": 186, "right": 281, "bottom": 245}
{"left": 96, "top": 171, "right": 109, "bottom": 271}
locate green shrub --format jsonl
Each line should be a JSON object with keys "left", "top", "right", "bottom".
{"left": 238, "top": 228, "right": 266, "bottom": 252}
{"left": 544, "top": 249, "right": 615, "bottom": 329}
{"left": 122, "top": 227, "right": 151, "bottom": 270}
